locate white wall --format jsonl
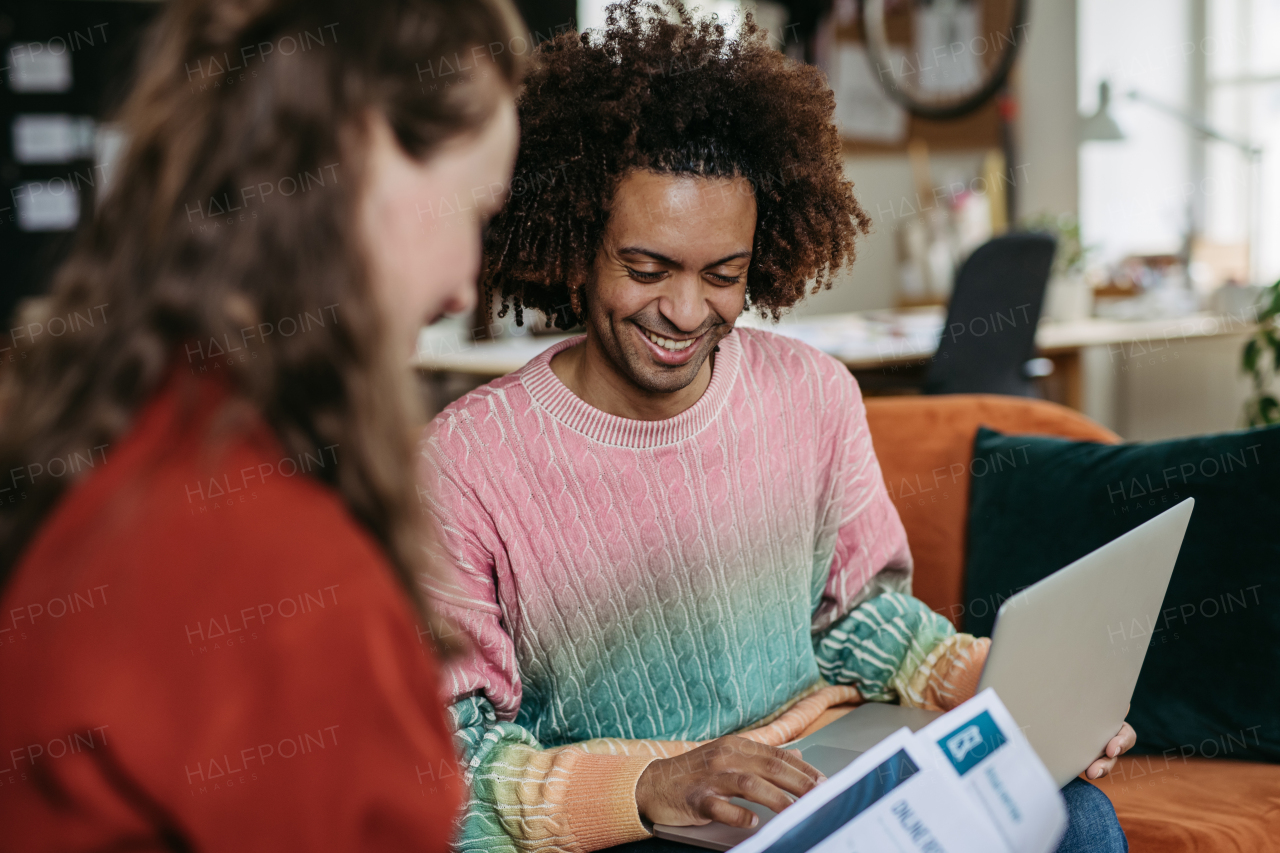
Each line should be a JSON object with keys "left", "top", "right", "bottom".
{"left": 1017, "top": 0, "right": 1079, "bottom": 221}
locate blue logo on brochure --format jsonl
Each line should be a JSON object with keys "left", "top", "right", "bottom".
{"left": 938, "top": 710, "right": 1007, "bottom": 776}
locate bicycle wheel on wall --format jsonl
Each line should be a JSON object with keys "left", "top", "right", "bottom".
{"left": 859, "top": 0, "right": 1028, "bottom": 120}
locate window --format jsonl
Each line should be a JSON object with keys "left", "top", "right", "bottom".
{"left": 1204, "top": 0, "right": 1280, "bottom": 283}
{"left": 1079, "top": 0, "right": 1280, "bottom": 285}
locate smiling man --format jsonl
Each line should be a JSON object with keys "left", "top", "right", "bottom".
{"left": 548, "top": 170, "right": 752, "bottom": 419}
{"left": 419, "top": 4, "right": 1132, "bottom": 853}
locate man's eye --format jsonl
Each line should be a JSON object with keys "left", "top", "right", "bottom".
{"left": 709, "top": 273, "right": 742, "bottom": 285}
{"left": 626, "top": 267, "right": 666, "bottom": 282}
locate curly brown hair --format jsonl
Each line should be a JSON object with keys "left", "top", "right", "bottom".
{"left": 483, "top": 0, "right": 869, "bottom": 329}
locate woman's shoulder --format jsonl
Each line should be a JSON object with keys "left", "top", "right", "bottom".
{"left": 0, "top": 371, "right": 433, "bottom": 765}
{"left": 6, "top": 371, "right": 407, "bottom": 638}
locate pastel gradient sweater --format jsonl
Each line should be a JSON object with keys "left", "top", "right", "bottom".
{"left": 418, "top": 328, "right": 988, "bottom": 853}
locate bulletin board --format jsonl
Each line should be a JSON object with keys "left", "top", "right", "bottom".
{"left": 833, "top": 0, "right": 1019, "bottom": 153}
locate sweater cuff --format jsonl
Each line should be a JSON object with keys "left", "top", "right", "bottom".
{"left": 901, "top": 634, "right": 991, "bottom": 710}
{"left": 562, "top": 752, "right": 657, "bottom": 852}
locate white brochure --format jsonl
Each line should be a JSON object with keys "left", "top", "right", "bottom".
{"left": 730, "top": 728, "right": 1007, "bottom": 853}
{"left": 730, "top": 690, "right": 1066, "bottom": 853}
{"left": 915, "top": 689, "right": 1067, "bottom": 853}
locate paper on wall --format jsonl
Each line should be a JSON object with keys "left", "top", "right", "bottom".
{"left": 833, "top": 44, "right": 908, "bottom": 144}
{"left": 913, "top": 0, "right": 982, "bottom": 95}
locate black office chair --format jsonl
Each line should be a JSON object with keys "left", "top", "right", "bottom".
{"left": 924, "top": 232, "right": 1057, "bottom": 397}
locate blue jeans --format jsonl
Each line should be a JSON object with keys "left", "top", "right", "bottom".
{"left": 599, "top": 778, "right": 1126, "bottom": 853}
{"left": 1057, "top": 777, "right": 1128, "bottom": 853}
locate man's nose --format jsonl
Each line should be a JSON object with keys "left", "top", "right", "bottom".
{"left": 659, "top": 274, "right": 710, "bottom": 333}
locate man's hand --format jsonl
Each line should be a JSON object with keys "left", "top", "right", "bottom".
{"left": 1086, "top": 721, "right": 1136, "bottom": 780}
{"left": 635, "top": 736, "right": 825, "bottom": 828}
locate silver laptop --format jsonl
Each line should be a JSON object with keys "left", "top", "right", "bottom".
{"left": 655, "top": 497, "right": 1194, "bottom": 850}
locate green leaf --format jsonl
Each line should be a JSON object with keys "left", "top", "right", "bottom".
{"left": 1243, "top": 337, "right": 1260, "bottom": 372}
{"left": 1259, "top": 395, "right": 1280, "bottom": 425}
{"left": 1266, "top": 284, "right": 1280, "bottom": 320}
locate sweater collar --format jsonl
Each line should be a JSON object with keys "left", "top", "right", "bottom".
{"left": 520, "top": 329, "right": 742, "bottom": 449}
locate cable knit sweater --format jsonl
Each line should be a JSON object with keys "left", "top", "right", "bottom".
{"left": 418, "top": 328, "right": 989, "bottom": 853}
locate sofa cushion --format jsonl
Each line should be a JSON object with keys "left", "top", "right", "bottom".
{"left": 964, "top": 424, "right": 1280, "bottom": 763}
{"left": 863, "top": 395, "right": 1118, "bottom": 625}
{"left": 1097, "top": 756, "right": 1280, "bottom": 852}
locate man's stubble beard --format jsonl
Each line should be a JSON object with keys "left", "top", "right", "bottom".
{"left": 589, "top": 301, "right": 729, "bottom": 396}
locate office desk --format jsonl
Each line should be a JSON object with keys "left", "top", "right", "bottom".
{"left": 414, "top": 309, "right": 1253, "bottom": 411}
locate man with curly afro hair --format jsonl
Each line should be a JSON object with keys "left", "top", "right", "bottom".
{"left": 419, "top": 3, "right": 1133, "bottom": 851}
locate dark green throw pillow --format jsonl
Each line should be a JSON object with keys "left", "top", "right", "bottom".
{"left": 964, "top": 424, "right": 1280, "bottom": 763}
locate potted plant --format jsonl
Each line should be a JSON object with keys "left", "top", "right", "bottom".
{"left": 1023, "top": 213, "right": 1092, "bottom": 323}
{"left": 1242, "top": 279, "right": 1280, "bottom": 426}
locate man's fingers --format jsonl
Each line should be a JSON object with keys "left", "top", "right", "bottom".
{"left": 724, "top": 772, "right": 800, "bottom": 815}
{"left": 1088, "top": 724, "right": 1134, "bottom": 779}
{"left": 1087, "top": 756, "right": 1117, "bottom": 780}
{"left": 750, "top": 752, "right": 823, "bottom": 799}
{"left": 1107, "top": 723, "right": 1137, "bottom": 758}
{"left": 673, "top": 738, "right": 825, "bottom": 828}
{"left": 777, "top": 748, "right": 825, "bottom": 783}
{"left": 703, "top": 796, "right": 761, "bottom": 829}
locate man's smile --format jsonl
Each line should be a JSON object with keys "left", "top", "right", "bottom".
{"left": 639, "top": 326, "right": 697, "bottom": 352}
{"left": 631, "top": 321, "right": 712, "bottom": 367}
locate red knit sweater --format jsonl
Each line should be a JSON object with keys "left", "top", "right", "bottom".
{"left": 0, "top": 370, "right": 462, "bottom": 851}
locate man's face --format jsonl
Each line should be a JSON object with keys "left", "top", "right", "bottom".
{"left": 585, "top": 170, "right": 756, "bottom": 394}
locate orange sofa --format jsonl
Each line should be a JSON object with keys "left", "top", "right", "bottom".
{"left": 863, "top": 394, "right": 1280, "bottom": 852}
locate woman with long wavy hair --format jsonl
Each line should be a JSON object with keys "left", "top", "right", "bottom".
{"left": 0, "top": 0, "right": 522, "bottom": 847}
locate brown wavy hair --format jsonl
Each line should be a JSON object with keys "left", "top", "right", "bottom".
{"left": 483, "top": 0, "right": 869, "bottom": 329}
{"left": 0, "top": 0, "right": 523, "bottom": 617}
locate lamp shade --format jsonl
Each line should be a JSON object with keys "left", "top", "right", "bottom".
{"left": 1080, "top": 80, "right": 1125, "bottom": 142}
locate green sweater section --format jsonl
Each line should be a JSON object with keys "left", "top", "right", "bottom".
{"left": 449, "top": 591, "right": 955, "bottom": 851}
